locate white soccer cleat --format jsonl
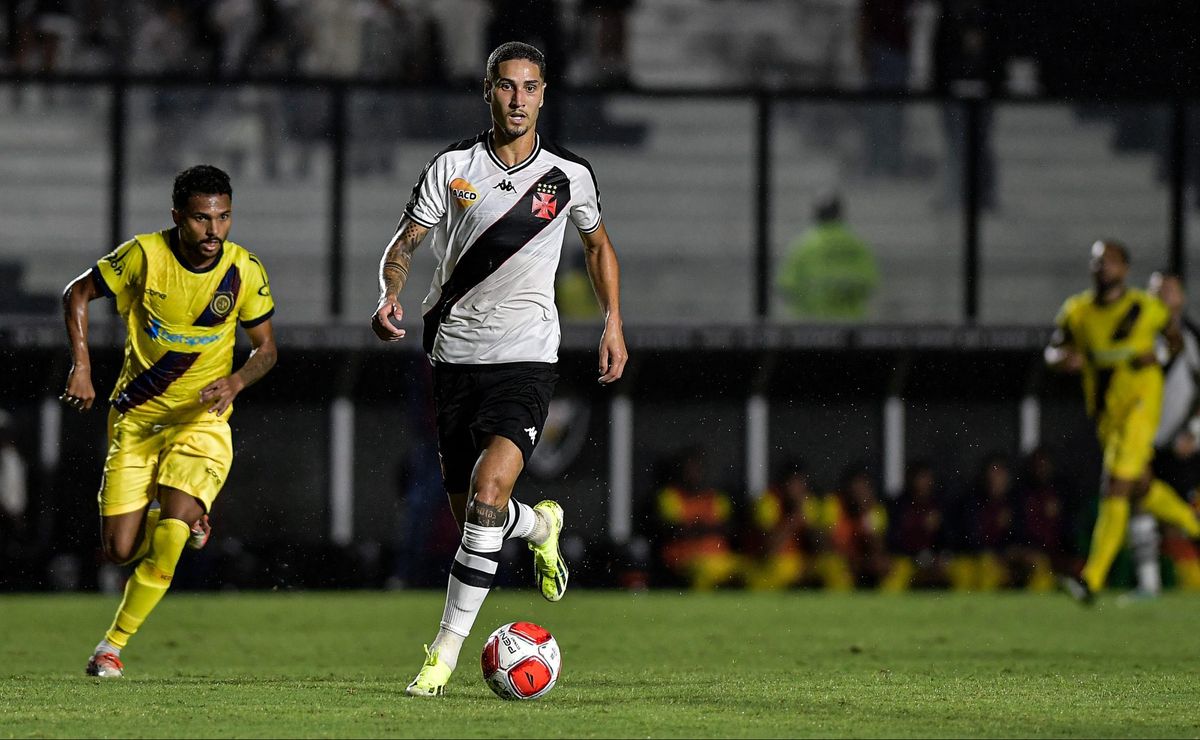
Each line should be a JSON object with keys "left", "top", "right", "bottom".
{"left": 85, "top": 651, "right": 124, "bottom": 678}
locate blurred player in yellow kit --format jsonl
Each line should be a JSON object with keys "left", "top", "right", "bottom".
{"left": 60, "top": 165, "right": 277, "bottom": 675}
{"left": 1045, "top": 240, "right": 1200, "bottom": 603}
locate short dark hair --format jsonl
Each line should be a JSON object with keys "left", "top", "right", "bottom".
{"left": 486, "top": 42, "right": 546, "bottom": 82}
{"left": 814, "top": 192, "right": 843, "bottom": 223}
{"left": 172, "top": 164, "right": 232, "bottom": 210}
{"left": 1100, "top": 238, "right": 1130, "bottom": 264}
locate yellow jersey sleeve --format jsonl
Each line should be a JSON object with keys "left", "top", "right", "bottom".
{"left": 94, "top": 239, "right": 146, "bottom": 301}
{"left": 238, "top": 252, "right": 275, "bottom": 327}
{"left": 1053, "top": 294, "right": 1082, "bottom": 346}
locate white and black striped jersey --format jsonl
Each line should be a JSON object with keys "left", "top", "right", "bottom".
{"left": 404, "top": 131, "right": 601, "bottom": 365}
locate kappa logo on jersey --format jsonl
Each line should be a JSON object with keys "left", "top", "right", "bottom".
{"left": 450, "top": 178, "right": 479, "bottom": 208}
{"left": 525, "top": 426, "right": 538, "bottom": 444}
{"left": 495, "top": 179, "right": 516, "bottom": 193}
{"left": 532, "top": 182, "right": 558, "bottom": 220}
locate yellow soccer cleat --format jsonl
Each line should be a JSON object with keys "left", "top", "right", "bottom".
{"left": 405, "top": 645, "right": 452, "bottom": 697}
{"left": 530, "top": 500, "right": 569, "bottom": 602}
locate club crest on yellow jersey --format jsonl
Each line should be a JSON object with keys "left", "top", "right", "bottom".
{"left": 210, "top": 292, "right": 234, "bottom": 318}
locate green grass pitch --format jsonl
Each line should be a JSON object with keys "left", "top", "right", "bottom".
{"left": 1, "top": 590, "right": 1197, "bottom": 738}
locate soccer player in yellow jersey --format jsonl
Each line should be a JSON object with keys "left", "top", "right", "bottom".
{"left": 1046, "top": 239, "right": 1200, "bottom": 604}
{"left": 60, "top": 165, "right": 277, "bottom": 675}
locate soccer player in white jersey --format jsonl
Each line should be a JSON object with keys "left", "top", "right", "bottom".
{"left": 370, "top": 41, "right": 627, "bottom": 697}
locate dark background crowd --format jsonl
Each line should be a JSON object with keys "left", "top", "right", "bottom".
{"left": 3, "top": 0, "right": 1200, "bottom": 95}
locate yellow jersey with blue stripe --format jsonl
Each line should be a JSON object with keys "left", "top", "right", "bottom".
{"left": 92, "top": 229, "right": 274, "bottom": 423}
{"left": 1054, "top": 288, "right": 1169, "bottom": 421}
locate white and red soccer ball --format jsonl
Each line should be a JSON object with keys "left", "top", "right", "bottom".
{"left": 481, "top": 621, "right": 561, "bottom": 700}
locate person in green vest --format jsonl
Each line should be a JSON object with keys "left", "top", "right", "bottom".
{"left": 777, "top": 194, "right": 879, "bottom": 320}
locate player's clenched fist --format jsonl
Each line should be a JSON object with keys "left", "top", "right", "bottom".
{"left": 372, "top": 299, "right": 405, "bottom": 341}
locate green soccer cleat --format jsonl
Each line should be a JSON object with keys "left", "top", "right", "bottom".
{"left": 530, "top": 500, "right": 569, "bottom": 602}
{"left": 405, "top": 645, "right": 451, "bottom": 697}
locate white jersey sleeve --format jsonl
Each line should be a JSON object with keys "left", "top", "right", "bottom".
{"left": 569, "top": 165, "right": 601, "bottom": 234}
{"left": 404, "top": 143, "right": 461, "bottom": 228}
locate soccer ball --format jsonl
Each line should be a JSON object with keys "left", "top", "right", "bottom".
{"left": 481, "top": 621, "right": 561, "bottom": 700}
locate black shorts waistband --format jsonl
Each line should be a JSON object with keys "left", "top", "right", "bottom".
{"left": 431, "top": 361, "right": 557, "bottom": 374}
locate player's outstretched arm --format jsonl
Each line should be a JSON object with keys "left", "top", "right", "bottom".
{"left": 199, "top": 319, "right": 278, "bottom": 415}
{"left": 580, "top": 222, "right": 628, "bottom": 384}
{"left": 372, "top": 216, "right": 430, "bottom": 341}
{"left": 60, "top": 269, "right": 103, "bottom": 412}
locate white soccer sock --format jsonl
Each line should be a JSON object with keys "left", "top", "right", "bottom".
{"left": 505, "top": 498, "right": 550, "bottom": 545}
{"left": 94, "top": 638, "right": 121, "bottom": 657}
{"left": 429, "top": 629, "right": 466, "bottom": 671}
{"left": 1129, "top": 512, "right": 1161, "bottom": 595}
{"left": 438, "top": 522, "right": 503, "bottom": 660}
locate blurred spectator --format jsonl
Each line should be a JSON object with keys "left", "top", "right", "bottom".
{"left": 957, "top": 453, "right": 1021, "bottom": 590}
{"left": 859, "top": 0, "right": 912, "bottom": 176}
{"left": 888, "top": 460, "right": 951, "bottom": 589}
{"left": 1013, "top": 447, "right": 1072, "bottom": 591}
{"left": 572, "top": 0, "right": 634, "bottom": 86}
{"left": 744, "top": 459, "right": 824, "bottom": 590}
{"left": 302, "top": 0, "right": 365, "bottom": 77}
{"left": 130, "top": 0, "right": 202, "bottom": 74}
{"left": 210, "top": 0, "right": 265, "bottom": 77}
{"left": 824, "top": 464, "right": 905, "bottom": 590}
{"left": 655, "top": 447, "right": 743, "bottom": 591}
{"left": 15, "top": 0, "right": 75, "bottom": 74}
{"left": 932, "top": 0, "right": 1002, "bottom": 211}
{"left": 777, "top": 193, "right": 879, "bottom": 321}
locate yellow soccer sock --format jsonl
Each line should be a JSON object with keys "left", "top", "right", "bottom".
{"left": 127, "top": 505, "right": 162, "bottom": 564}
{"left": 1081, "top": 496, "right": 1131, "bottom": 593}
{"left": 1140, "top": 479, "right": 1200, "bottom": 538}
{"left": 104, "top": 518, "right": 190, "bottom": 649}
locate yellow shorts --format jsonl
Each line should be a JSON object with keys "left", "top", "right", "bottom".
{"left": 1097, "top": 400, "right": 1157, "bottom": 482}
{"left": 98, "top": 409, "right": 233, "bottom": 517}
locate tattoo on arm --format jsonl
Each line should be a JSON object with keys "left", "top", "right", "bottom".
{"left": 383, "top": 259, "right": 409, "bottom": 285}
{"left": 466, "top": 499, "right": 508, "bottom": 528}
{"left": 236, "top": 344, "right": 277, "bottom": 388}
{"left": 378, "top": 220, "right": 428, "bottom": 297}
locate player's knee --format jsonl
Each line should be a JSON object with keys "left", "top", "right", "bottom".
{"left": 102, "top": 536, "right": 138, "bottom": 565}
{"left": 470, "top": 476, "right": 513, "bottom": 509}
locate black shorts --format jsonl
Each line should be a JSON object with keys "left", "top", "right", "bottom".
{"left": 432, "top": 361, "right": 558, "bottom": 493}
